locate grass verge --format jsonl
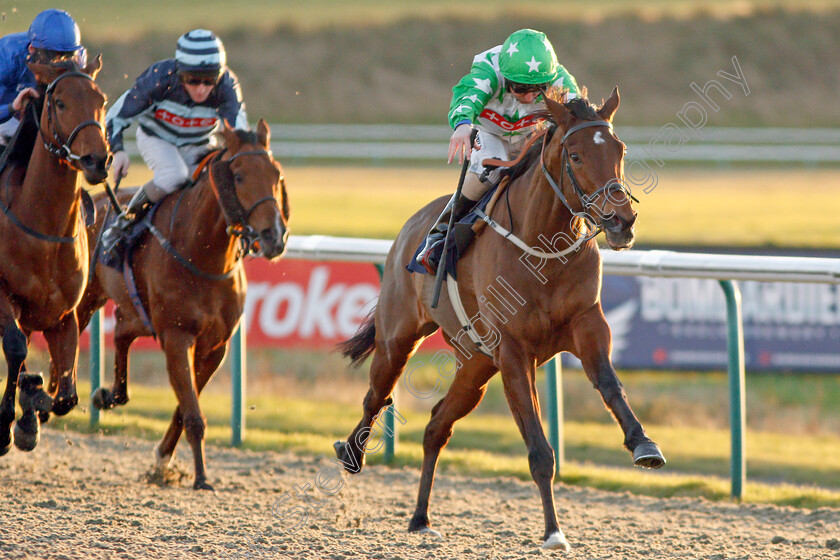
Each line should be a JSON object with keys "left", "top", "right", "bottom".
{"left": 50, "top": 383, "right": 840, "bottom": 510}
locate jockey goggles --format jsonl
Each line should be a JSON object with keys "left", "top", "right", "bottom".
{"left": 179, "top": 71, "right": 220, "bottom": 86}
{"left": 507, "top": 80, "right": 551, "bottom": 94}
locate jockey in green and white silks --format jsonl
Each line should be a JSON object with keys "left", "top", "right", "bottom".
{"left": 417, "top": 29, "right": 580, "bottom": 274}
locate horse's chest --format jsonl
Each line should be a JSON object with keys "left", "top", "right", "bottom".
{"left": 6, "top": 253, "right": 85, "bottom": 318}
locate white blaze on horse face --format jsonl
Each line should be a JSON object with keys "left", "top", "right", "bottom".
{"left": 593, "top": 131, "right": 605, "bottom": 145}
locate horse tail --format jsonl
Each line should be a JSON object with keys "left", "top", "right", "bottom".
{"left": 338, "top": 308, "right": 376, "bottom": 367}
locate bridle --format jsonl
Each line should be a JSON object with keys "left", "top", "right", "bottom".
{"left": 0, "top": 70, "right": 104, "bottom": 244}
{"left": 539, "top": 120, "right": 637, "bottom": 240}
{"left": 33, "top": 71, "right": 106, "bottom": 169}
{"left": 207, "top": 148, "right": 285, "bottom": 256}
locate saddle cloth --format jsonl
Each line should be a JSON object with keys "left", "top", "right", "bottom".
{"left": 98, "top": 203, "right": 162, "bottom": 272}
{"left": 406, "top": 185, "right": 498, "bottom": 279}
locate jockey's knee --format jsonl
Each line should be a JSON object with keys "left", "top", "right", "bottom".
{"left": 461, "top": 172, "right": 491, "bottom": 200}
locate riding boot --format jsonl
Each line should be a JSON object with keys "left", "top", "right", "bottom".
{"left": 416, "top": 193, "right": 478, "bottom": 274}
{"left": 100, "top": 183, "right": 154, "bottom": 260}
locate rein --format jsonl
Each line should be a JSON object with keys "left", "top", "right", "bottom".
{"left": 477, "top": 120, "right": 637, "bottom": 260}
{"left": 0, "top": 78, "right": 103, "bottom": 244}
{"left": 34, "top": 71, "right": 106, "bottom": 168}
{"left": 209, "top": 148, "right": 281, "bottom": 256}
{"left": 145, "top": 148, "right": 279, "bottom": 281}
{"left": 0, "top": 167, "right": 79, "bottom": 243}
{"left": 540, "top": 120, "right": 637, "bottom": 236}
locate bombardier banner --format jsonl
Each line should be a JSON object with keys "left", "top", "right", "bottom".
{"left": 595, "top": 275, "right": 840, "bottom": 371}
{"left": 76, "top": 251, "right": 840, "bottom": 372}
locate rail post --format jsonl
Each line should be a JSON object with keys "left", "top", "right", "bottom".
{"left": 372, "top": 263, "right": 397, "bottom": 463}
{"left": 231, "top": 322, "right": 246, "bottom": 447}
{"left": 719, "top": 280, "right": 746, "bottom": 499}
{"left": 544, "top": 355, "right": 564, "bottom": 475}
{"left": 89, "top": 308, "right": 104, "bottom": 428}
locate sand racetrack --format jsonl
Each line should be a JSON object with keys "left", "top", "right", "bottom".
{"left": 1, "top": 428, "right": 839, "bottom": 559}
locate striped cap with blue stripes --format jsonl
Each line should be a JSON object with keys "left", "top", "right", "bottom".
{"left": 175, "top": 29, "right": 226, "bottom": 74}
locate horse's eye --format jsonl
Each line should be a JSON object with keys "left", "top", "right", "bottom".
{"left": 55, "top": 100, "right": 66, "bottom": 110}
{"left": 570, "top": 153, "right": 581, "bottom": 163}
{"left": 234, "top": 173, "right": 243, "bottom": 184}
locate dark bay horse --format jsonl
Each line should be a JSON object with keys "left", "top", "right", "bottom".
{"left": 0, "top": 59, "right": 109, "bottom": 455}
{"left": 76, "top": 120, "right": 289, "bottom": 490}
{"left": 335, "top": 88, "right": 665, "bottom": 550}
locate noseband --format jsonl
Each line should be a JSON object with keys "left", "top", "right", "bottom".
{"left": 539, "top": 120, "right": 637, "bottom": 239}
{"left": 34, "top": 71, "right": 106, "bottom": 167}
{"left": 208, "top": 148, "right": 284, "bottom": 256}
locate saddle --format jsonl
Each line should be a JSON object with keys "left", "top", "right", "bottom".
{"left": 97, "top": 203, "right": 162, "bottom": 272}
{"left": 95, "top": 152, "right": 218, "bottom": 274}
{"left": 406, "top": 184, "right": 501, "bottom": 279}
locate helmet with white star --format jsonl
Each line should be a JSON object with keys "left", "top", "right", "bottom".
{"left": 499, "top": 29, "right": 559, "bottom": 85}
{"left": 175, "top": 29, "right": 226, "bottom": 77}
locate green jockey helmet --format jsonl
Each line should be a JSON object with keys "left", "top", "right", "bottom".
{"left": 498, "top": 29, "right": 559, "bottom": 85}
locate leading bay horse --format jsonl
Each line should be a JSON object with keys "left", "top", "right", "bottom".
{"left": 76, "top": 120, "right": 289, "bottom": 490}
{"left": 335, "top": 88, "right": 665, "bottom": 551}
{"left": 0, "top": 59, "right": 109, "bottom": 455}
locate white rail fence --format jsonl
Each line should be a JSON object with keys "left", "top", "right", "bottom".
{"left": 122, "top": 125, "right": 840, "bottom": 163}
{"left": 87, "top": 235, "right": 840, "bottom": 499}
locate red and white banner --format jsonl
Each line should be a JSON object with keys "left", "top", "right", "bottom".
{"left": 71, "top": 260, "right": 446, "bottom": 351}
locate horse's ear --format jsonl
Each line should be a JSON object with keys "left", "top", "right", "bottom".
{"left": 83, "top": 54, "right": 103, "bottom": 80}
{"left": 256, "top": 119, "right": 270, "bottom": 148}
{"left": 221, "top": 119, "right": 240, "bottom": 151}
{"left": 598, "top": 86, "right": 620, "bottom": 122}
{"left": 545, "top": 95, "right": 575, "bottom": 131}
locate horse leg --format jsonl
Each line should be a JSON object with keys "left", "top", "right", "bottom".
{"left": 571, "top": 306, "right": 665, "bottom": 468}
{"left": 41, "top": 311, "right": 81, "bottom": 417}
{"left": 336, "top": 331, "right": 423, "bottom": 474}
{"left": 162, "top": 328, "right": 212, "bottom": 490}
{"left": 91, "top": 316, "right": 135, "bottom": 411}
{"left": 409, "top": 358, "right": 496, "bottom": 536}
{"left": 0, "top": 312, "right": 27, "bottom": 456}
{"left": 154, "top": 344, "right": 226, "bottom": 471}
{"left": 497, "top": 344, "right": 569, "bottom": 551}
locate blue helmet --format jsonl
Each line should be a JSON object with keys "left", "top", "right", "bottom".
{"left": 28, "top": 9, "right": 82, "bottom": 52}
{"left": 175, "top": 29, "right": 226, "bottom": 75}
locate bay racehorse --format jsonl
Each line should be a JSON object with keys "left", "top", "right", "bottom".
{"left": 335, "top": 88, "right": 665, "bottom": 551}
{"left": 0, "top": 59, "right": 109, "bottom": 455}
{"left": 76, "top": 120, "right": 289, "bottom": 490}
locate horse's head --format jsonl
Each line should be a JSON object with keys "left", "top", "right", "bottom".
{"left": 28, "top": 57, "right": 110, "bottom": 185}
{"left": 543, "top": 87, "right": 636, "bottom": 250}
{"left": 209, "top": 119, "right": 290, "bottom": 260}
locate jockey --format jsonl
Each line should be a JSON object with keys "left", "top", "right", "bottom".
{"left": 101, "top": 29, "right": 248, "bottom": 254}
{"left": 416, "top": 28, "right": 580, "bottom": 274}
{"left": 0, "top": 9, "right": 85, "bottom": 148}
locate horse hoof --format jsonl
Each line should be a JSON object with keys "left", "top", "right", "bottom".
{"left": 333, "top": 440, "right": 363, "bottom": 474}
{"left": 51, "top": 394, "right": 79, "bottom": 416}
{"left": 415, "top": 527, "right": 443, "bottom": 538}
{"left": 18, "top": 373, "right": 54, "bottom": 412}
{"left": 633, "top": 441, "right": 666, "bottom": 469}
{"left": 542, "top": 530, "right": 570, "bottom": 552}
{"left": 13, "top": 412, "right": 40, "bottom": 452}
{"left": 0, "top": 432, "right": 11, "bottom": 457}
{"left": 91, "top": 387, "right": 113, "bottom": 410}
{"left": 38, "top": 410, "right": 51, "bottom": 424}
{"left": 193, "top": 480, "right": 215, "bottom": 491}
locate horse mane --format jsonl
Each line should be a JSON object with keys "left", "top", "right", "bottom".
{"left": 503, "top": 87, "right": 599, "bottom": 184}
{"left": 232, "top": 129, "right": 258, "bottom": 146}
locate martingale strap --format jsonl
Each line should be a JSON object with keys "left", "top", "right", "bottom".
{"left": 123, "top": 252, "right": 156, "bottom": 337}
{"left": 446, "top": 276, "right": 493, "bottom": 357}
